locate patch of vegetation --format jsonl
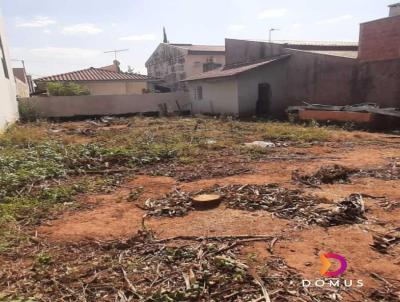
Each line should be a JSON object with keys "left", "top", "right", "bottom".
{"left": 47, "top": 82, "right": 90, "bottom": 96}
{"left": 18, "top": 101, "right": 40, "bottom": 123}
{"left": 260, "top": 122, "right": 331, "bottom": 142}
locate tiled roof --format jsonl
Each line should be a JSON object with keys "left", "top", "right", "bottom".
{"left": 35, "top": 67, "right": 153, "bottom": 82}
{"left": 301, "top": 50, "right": 358, "bottom": 59}
{"left": 185, "top": 55, "right": 290, "bottom": 81}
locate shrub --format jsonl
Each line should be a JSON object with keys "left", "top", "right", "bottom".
{"left": 18, "top": 101, "right": 40, "bottom": 123}
{"left": 47, "top": 82, "right": 90, "bottom": 96}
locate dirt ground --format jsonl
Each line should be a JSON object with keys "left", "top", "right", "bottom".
{"left": 39, "top": 142, "right": 400, "bottom": 300}
{"left": 1, "top": 118, "right": 400, "bottom": 301}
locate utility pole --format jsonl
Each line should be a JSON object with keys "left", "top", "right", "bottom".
{"left": 268, "top": 28, "right": 279, "bottom": 42}
{"left": 104, "top": 49, "right": 129, "bottom": 61}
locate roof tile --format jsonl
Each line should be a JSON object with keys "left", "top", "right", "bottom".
{"left": 35, "top": 67, "right": 154, "bottom": 82}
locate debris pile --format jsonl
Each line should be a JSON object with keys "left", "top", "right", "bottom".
{"left": 145, "top": 184, "right": 367, "bottom": 227}
{"left": 317, "top": 193, "right": 366, "bottom": 227}
{"left": 356, "top": 160, "right": 400, "bottom": 180}
{"left": 292, "top": 164, "right": 357, "bottom": 187}
{"left": 0, "top": 232, "right": 347, "bottom": 301}
{"left": 49, "top": 117, "right": 132, "bottom": 136}
{"left": 144, "top": 189, "right": 193, "bottom": 217}
{"left": 371, "top": 229, "right": 400, "bottom": 254}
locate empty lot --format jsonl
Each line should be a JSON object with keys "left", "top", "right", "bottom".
{"left": 0, "top": 117, "right": 399, "bottom": 301}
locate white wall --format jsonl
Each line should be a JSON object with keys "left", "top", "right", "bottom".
{"left": 188, "top": 78, "right": 239, "bottom": 115}
{"left": 0, "top": 11, "right": 18, "bottom": 130}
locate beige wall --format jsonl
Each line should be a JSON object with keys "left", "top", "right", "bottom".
{"left": 84, "top": 80, "right": 148, "bottom": 95}
{"left": 15, "top": 77, "right": 30, "bottom": 98}
{"left": 188, "top": 78, "right": 239, "bottom": 115}
{"left": 185, "top": 54, "right": 225, "bottom": 77}
{"left": 20, "top": 92, "right": 190, "bottom": 117}
{"left": 0, "top": 12, "right": 18, "bottom": 131}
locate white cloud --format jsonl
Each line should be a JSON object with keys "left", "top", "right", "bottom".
{"left": 317, "top": 15, "right": 353, "bottom": 24}
{"left": 16, "top": 16, "right": 56, "bottom": 28}
{"left": 291, "top": 23, "right": 302, "bottom": 29}
{"left": 62, "top": 23, "right": 103, "bottom": 35}
{"left": 119, "top": 33, "right": 156, "bottom": 41}
{"left": 258, "top": 8, "right": 288, "bottom": 19}
{"left": 227, "top": 24, "right": 246, "bottom": 31}
{"left": 43, "top": 29, "right": 52, "bottom": 34}
{"left": 30, "top": 47, "right": 102, "bottom": 59}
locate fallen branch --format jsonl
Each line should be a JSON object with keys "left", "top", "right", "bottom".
{"left": 151, "top": 234, "right": 276, "bottom": 243}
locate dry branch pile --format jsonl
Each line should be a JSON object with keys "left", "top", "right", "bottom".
{"left": 145, "top": 184, "right": 367, "bottom": 227}
{"left": 292, "top": 164, "right": 357, "bottom": 187}
{"left": 0, "top": 231, "right": 349, "bottom": 302}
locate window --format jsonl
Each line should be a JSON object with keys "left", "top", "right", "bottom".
{"left": 203, "top": 62, "right": 222, "bottom": 72}
{"left": 0, "top": 35, "right": 9, "bottom": 79}
{"left": 194, "top": 86, "right": 203, "bottom": 100}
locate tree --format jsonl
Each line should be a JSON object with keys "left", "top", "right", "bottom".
{"left": 163, "top": 27, "right": 169, "bottom": 43}
{"left": 47, "top": 82, "right": 90, "bottom": 96}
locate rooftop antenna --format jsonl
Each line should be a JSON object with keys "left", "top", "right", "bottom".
{"left": 268, "top": 28, "right": 280, "bottom": 42}
{"left": 104, "top": 48, "right": 129, "bottom": 60}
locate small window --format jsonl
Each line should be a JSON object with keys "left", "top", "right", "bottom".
{"left": 0, "top": 35, "right": 9, "bottom": 79}
{"left": 194, "top": 86, "right": 203, "bottom": 100}
{"left": 206, "top": 56, "right": 214, "bottom": 63}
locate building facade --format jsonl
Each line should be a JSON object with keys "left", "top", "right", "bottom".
{"left": 145, "top": 43, "right": 225, "bottom": 91}
{"left": 0, "top": 10, "right": 18, "bottom": 131}
{"left": 186, "top": 3, "right": 400, "bottom": 117}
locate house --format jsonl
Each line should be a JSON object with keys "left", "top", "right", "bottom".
{"left": 145, "top": 43, "right": 225, "bottom": 92}
{"left": 35, "top": 60, "right": 155, "bottom": 96}
{"left": 0, "top": 9, "right": 18, "bottom": 130}
{"left": 185, "top": 4, "right": 400, "bottom": 118}
{"left": 185, "top": 39, "right": 358, "bottom": 117}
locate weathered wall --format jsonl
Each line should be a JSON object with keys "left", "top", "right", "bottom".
{"left": 358, "top": 15, "right": 400, "bottom": 62}
{"left": 20, "top": 92, "right": 190, "bottom": 117}
{"left": 283, "top": 49, "right": 358, "bottom": 113}
{"left": 188, "top": 78, "right": 239, "bottom": 115}
{"left": 225, "top": 39, "right": 284, "bottom": 66}
{"left": 15, "top": 77, "right": 30, "bottom": 98}
{"left": 0, "top": 11, "right": 18, "bottom": 130}
{"left": 184, "top": 54, "right": 225, "bottom": 78}
{"left": 352, "top": 58, "right": 400, "bottom": 107}
{"left": 146, "top": 44, "right": 188, "bottom": 91}
{"left": 36, "top": 80, "right": 148, "bottom": 96}
{"left": 84, "top": 80, "right": 147, "bottom": 95}
{"left": 146, "top": 44, "right": 225, "bottom": 91}
{"left": 237, "top": 60, "right": 288, "bottom": 117}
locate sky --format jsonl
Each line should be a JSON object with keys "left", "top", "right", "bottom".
{"left": 0, "top": 0, "right": 396, "bottom": 78}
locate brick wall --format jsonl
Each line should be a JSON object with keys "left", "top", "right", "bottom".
{"left": 358, "top": 15, "right": 400, "bottom": 61}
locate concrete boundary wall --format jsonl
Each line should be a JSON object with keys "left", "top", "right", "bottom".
{"left": 20, "top": 92, "right": 190, "bottom": 117}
